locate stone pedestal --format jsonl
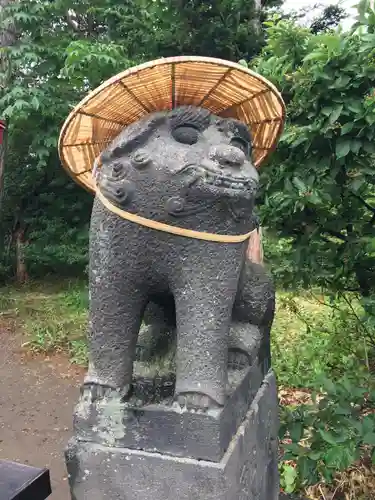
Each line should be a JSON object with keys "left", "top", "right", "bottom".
{"left": 72, "top": 360, "right": 264, "bottom": 462}
{"left": 66, "top": 370, "right": 279, "bottom": 500}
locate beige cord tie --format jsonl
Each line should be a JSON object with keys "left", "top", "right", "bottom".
{"left": 96, "top": 188, "right": 255, "bottom": 243}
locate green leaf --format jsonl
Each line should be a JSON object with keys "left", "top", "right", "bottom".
{"left": 282, "top": 464, "right": 297, "bottom": 493}
{"left": 363, "top": 432, "right": 375, "bottom": 445}
{"left": 329, "top": 105, "right": 343, "bottom": 125}
{"left": 362, "top": 415, "right": 375, "bottom": 434}
{"left": 363, "top": 141, "right": 375, "bottom": 153}
{"left": 341, "top": 122, "right": 354, "bottom": 135}
{"left": 320, "top": 377, "right": 336, "bottom": 394}
{"left": 297, "top": 456, "right": 318, "bottom": 484}
{"left": 283, "top": 443, "right": 308, "bottom": 455}
{"left": 351, "top": 140, "right": 362, "bottom": 154}
{"left": 325, "top": 445, "right": 355, "bottom": 469}
{"left": 334, "top": 75, "right": 351, "bottom": 89}
{"left": 351, "top": 178, "right": 364, "bottom": 192}
{"left": 303, "top": 51, "right": 326, "bottom": 62}
{"left": 347, "top": 101, "right": 362, "bottom": 113}
{"left": 336, "top": 140, "right": 351, "bottom": 159}
{"left": 31, "top": 96, "right": 40, "bottom": 110}
{"left": 292, "top": 177, "right": 307, "bottom": 192}
{"left": 291, "top": 136, "right": 307, "bottom": 148}
{"left": 289, "top": 422, "right": 304, "bottom": 442}
{"left": 308, "top": 450, "right": 322, "bottom": 460}
{"left": 335, "top": 405, "right": 352, "bottom": 416}
{"left": 306, "top": 191, "right": 323, "bottom": 205}
{"left": 322, "top": 107, "right": 333, "bottom": 117}
{"left": 319, "top": 429, "right": 339, "bottom": 445}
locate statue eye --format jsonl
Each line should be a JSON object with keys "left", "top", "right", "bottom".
{"left": 172, "top": 125, "right": 199, "bottom": 145}
{"left": 231, "top": 137, "right": 249, "bottom": 156}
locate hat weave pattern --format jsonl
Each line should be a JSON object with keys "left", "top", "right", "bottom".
{"left": 59, "top": 56, "right": 286, "bottom": 193}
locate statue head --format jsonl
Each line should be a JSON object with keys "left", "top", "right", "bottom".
{"left": 97, "top": 106, "right": 259, "bottom": 211}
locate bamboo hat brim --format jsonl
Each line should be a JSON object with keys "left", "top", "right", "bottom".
{"left": 58, "top": 56, "right": 286, "bottom": 193}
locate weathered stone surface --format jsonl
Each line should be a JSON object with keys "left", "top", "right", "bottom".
{"left": 136, "top": 260, "right": 275, "bottom": 377}
{"left": 73, "top": 360, "right": 263, "bottom": 462}
{"left": 65, "top": 106, "right": 280, "bottom": 499}
{"left": 66, "top": 370, "right": 279, "bottom": 500}
{"left": 85, "top": 106, "right": 276, "bottom": 411}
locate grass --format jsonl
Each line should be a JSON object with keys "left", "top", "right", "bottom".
{"left": 0, "top": 278, "right": 370, "bottom": 386}
{"left": 0, "top": 278, "right": 88, "bottom": 365}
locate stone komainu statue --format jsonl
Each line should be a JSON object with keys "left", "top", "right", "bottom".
{"left": 88, "top": 105, "right": 274, "bottom": 410}
{"left": 59, "top": 57, "right": 286, "bottom": 500}
{"left": 58, "top": 57, "right": 285, "bottom": 412}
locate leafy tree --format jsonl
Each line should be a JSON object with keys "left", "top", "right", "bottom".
{"left": 0, "top": 0, "right": 136, "bottom": 281}
{"left": 310, "top": 4, "right": 346, "bottom": 34}
{"left": 251, "top": 4, "right": 375, "bottom": 348}
{"left": 0, "top": 0, "right": 272, "bottom": 281}
{"left": 149, "top": 0, "right": 282, "bottom": 62}
{"left": 0, "top": 0, "right": 16, "bottom": 203}
{"left": 279, "top": 3, "right": 346, "bottom": 34}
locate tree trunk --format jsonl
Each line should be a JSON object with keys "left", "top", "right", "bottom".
{"left": 15, "top": 228, "right": 28, "bottom": 283}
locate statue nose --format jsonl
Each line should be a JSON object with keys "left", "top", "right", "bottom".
{"left": 209, "top": 145, "right": 245, "bottom": 167}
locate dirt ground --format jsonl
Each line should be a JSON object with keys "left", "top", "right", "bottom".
{"left": 0, "top": 320, "right": 84, "bottom": 500}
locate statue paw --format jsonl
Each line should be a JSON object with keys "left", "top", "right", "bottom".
{"left": 174, "top": 392, "right": 223, "bottom": 412}
{"left": 228, "top": 349, "right": 250, "bottom": 371}
{"left": 80, "top": 382, "right": 131, "bottom": 403}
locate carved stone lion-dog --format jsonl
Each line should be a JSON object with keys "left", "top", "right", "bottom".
{"left": 84, "top": 105, "right": 275, "bottom": 411}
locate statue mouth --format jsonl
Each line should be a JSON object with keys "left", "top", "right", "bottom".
{"left": 179, "top": 164, "right": 255, "bottom": 192}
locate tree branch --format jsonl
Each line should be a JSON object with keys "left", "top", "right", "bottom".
{"left": 350, "top": 191, "right": 375, "bottom": 214}
{"left": 65, "top": 10, "right": 81, "bottom": 33}
{"left": 320, "top": 227, "right": 348, "bottom": 241}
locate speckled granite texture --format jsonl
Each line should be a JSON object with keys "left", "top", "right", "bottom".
{"left": 66, "top": 371, "right": 279, "bottom": 500}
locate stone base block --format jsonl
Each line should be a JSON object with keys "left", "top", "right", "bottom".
{"left": 73, "top": 360, "right": 263, "bottom": 462}
{"left": 66, "top": 371, "right": 279, "bottom": 500}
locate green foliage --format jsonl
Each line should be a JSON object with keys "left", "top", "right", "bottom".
{"left": 272, "top": 289, "right": 375, "bottom": 387}
{"left": 0, "top": 278, "right": 89, "bottom": 362}
{"left": 0, "top": 0, "right": 272, "bottom": 281}
{"left": 310, "top": 5, "right": 346, "bottom": 34}
{"left": 254, "top": 5, "right": 375, "bottom": 303}
{"left": 279, "top": 372, "right": 375, "bottom": 492}
{"left": 148, "top": 0, "right": 281, "bottom": 62}
{"left": 2, "top": 2, "right": 375, "bottom": 496}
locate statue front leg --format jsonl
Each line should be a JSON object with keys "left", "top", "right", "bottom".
{"left": 84, "top": 216, "right": 148, "bottom": 399}
{"left": 85, "top": 278, "right": 147, "bottom": 397}
{"left": 173, "top": 272, "right": 239, "bottom": 410}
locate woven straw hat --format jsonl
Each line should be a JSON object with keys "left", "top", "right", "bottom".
{"left": 59, "top": 56, "right": 286, "bottom": 193}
